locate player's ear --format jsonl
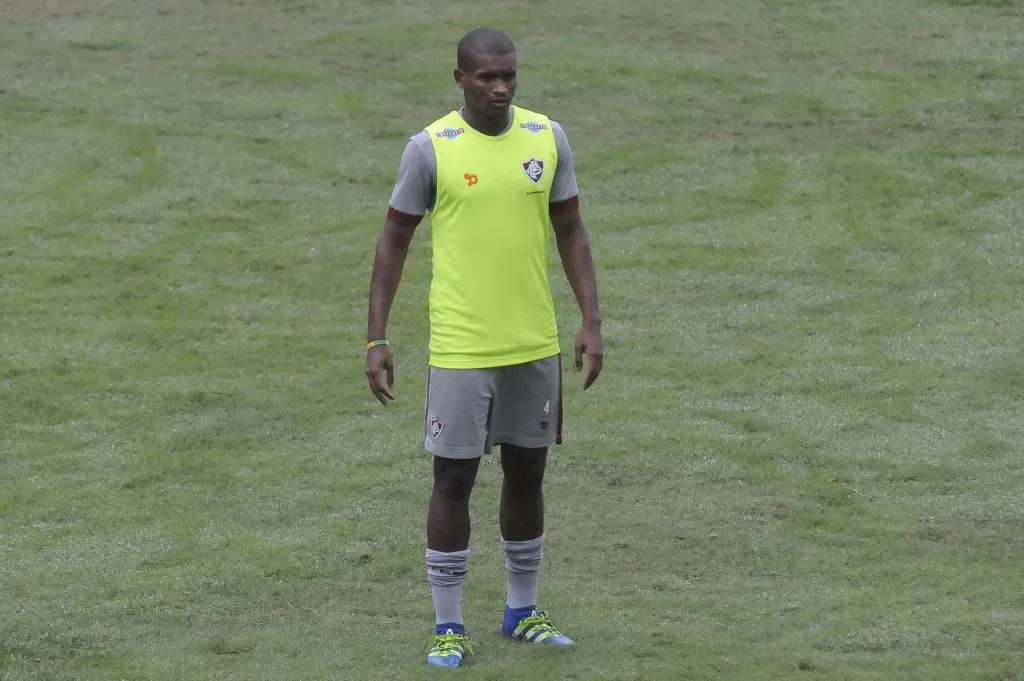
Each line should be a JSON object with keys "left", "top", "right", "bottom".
{"left": 453, "top": 68, "right": 466, "bottom": 89}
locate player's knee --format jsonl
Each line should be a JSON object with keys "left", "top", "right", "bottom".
{"left": 434, "top": 474, "right": 474, "bottom": 502}
{"left": 503, "top": 466, "right": 545, "bottom": 494}
{"left": 501, "top": 446, "right": 546, "bottom": 490}
{"left": 505, "top": 474, "right": 544, "bottom": 497}
{"left": 433, "top": 461, "right": 477, "bottom": 502}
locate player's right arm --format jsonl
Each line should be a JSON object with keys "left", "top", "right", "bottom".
{"left": 365, "top": 133, "right": 435, "bottom": 406}
{"left": 366, "top": 216, "right": 418, "bottom": 405}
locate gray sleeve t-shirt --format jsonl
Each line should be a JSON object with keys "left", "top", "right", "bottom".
{"left": 388, "top": 120, "right": 580, "bottom": 216}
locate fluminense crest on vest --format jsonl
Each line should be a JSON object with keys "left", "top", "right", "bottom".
{"left": 435, "top": 127, "right": 465, "bottom": 139}
{"left": 522, "top": 157, "right": 545, "bottom": 183}
{"left": 519, "top": 121, "right": 548, "bottom": 133}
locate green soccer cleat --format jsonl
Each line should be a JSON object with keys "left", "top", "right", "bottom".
{"left": 502, "top": 609, "right": 575, "bottom": 647}
{"left": 426, "top": 629, "right": 473, "bottom": 668}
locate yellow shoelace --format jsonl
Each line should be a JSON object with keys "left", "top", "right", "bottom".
{"left": 427, "top": 632, "right": 474, "bottom": 657}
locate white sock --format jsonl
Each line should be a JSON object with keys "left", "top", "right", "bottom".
{"left": 502, "top": 535, "right": 545, "bottom": 609}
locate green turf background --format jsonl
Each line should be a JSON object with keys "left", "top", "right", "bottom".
{"left": 2, "top": 1, "right": 1023, "bottom": 679}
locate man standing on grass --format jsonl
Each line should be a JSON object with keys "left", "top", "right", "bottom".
{"left": 365, "top": 27, "right": 603, "bottom": 668}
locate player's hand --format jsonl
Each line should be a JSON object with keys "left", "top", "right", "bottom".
{"left": 574, "top": 322, "right": 604, "bottom": 390}
{"left": 366, "top": 345, "right": 395, "bottom": 406}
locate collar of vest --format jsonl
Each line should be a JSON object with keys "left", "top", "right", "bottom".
{"left": 457, "top": 106, "right": 515, "bottom": 136}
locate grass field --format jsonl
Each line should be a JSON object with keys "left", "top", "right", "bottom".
{"left": 3, "top": 0, "right": 1024, "bottom": 679}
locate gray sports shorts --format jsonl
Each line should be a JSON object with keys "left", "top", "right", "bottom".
{"left": 424, "top": 354, "right": 563, "bottom": 459}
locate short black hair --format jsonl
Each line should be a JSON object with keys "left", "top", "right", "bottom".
{"left": 457, "top": 28, "right": 515, "bottom": 71}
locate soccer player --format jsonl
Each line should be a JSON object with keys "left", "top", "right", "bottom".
{"left": 365, "top": 27, "right": 603, "bottom": 668}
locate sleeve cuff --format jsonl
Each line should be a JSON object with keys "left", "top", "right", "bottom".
{"left": 548, "top": 196, "right": 580, "bottom": 215}
{"left": 387, "top": 207, "right": 424, "bottom": 227}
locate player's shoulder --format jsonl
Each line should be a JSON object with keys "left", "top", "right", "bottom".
{"left": 511, "top": 105, "right": 568, "bottom": 144}
{"left": 395, "top": 129, "right": 436, "bottom": 181}
{"left": 512, "top": 104, "right": 552, "bottom": 125}
{"left": 423, "top": 109, "right": 465, "bottom": 134}
{"left": 515, "top": 105, "right": 566, "bottom": 135}
{"left": 399, "top": 128, "right": 434, "bottom": 161}
{"left": 407, "top": 129, "right": 432, "bottom": 148}
{"left": 547, "top": 119, "right": 571, "bottom": 151}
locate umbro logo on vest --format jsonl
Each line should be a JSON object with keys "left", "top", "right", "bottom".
{"left": 522, "top": 158, "right": 545, "bottom": 183}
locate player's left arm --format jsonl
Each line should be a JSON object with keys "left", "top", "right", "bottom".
{"left": 552, "top": 206, "right": 603, "bottom": 390}
{"left": 549, "top": 121, "right": 603, "bottom": 390}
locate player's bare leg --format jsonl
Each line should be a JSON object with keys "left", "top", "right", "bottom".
{"left": 428, "top": 456, "right": 480, "bottom": 551}
{"left": 499, "top": 444, "right": 546, "bottom": 541}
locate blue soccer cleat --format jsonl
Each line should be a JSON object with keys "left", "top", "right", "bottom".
{"left": 501, "top": 608, "right": 575, "bottom": 647}
{"left": 426, "top": 628, "right": 473, "bottom": 668}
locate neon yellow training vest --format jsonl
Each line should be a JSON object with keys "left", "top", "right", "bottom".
{"left": 425, "top": 105, "right": 560, "bottom": 369}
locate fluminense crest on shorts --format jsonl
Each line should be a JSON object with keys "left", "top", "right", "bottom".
{"left": 522, "top": 157, "right": 545, "bottom": 183}
{"left": 429, "top": 417, "right": 444, "bottom": 439}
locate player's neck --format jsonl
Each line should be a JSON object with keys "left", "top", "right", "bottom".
{"left": 460, "top": 105, "right": 511, "bottom": 137}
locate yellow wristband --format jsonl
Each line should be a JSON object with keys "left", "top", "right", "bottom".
{"left": 366, "top": 339, "right": 389, "bottom": 350}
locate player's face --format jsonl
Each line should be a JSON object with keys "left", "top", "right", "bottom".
{"left": 456, "top": 52, "right": 517, "bottom": 118}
